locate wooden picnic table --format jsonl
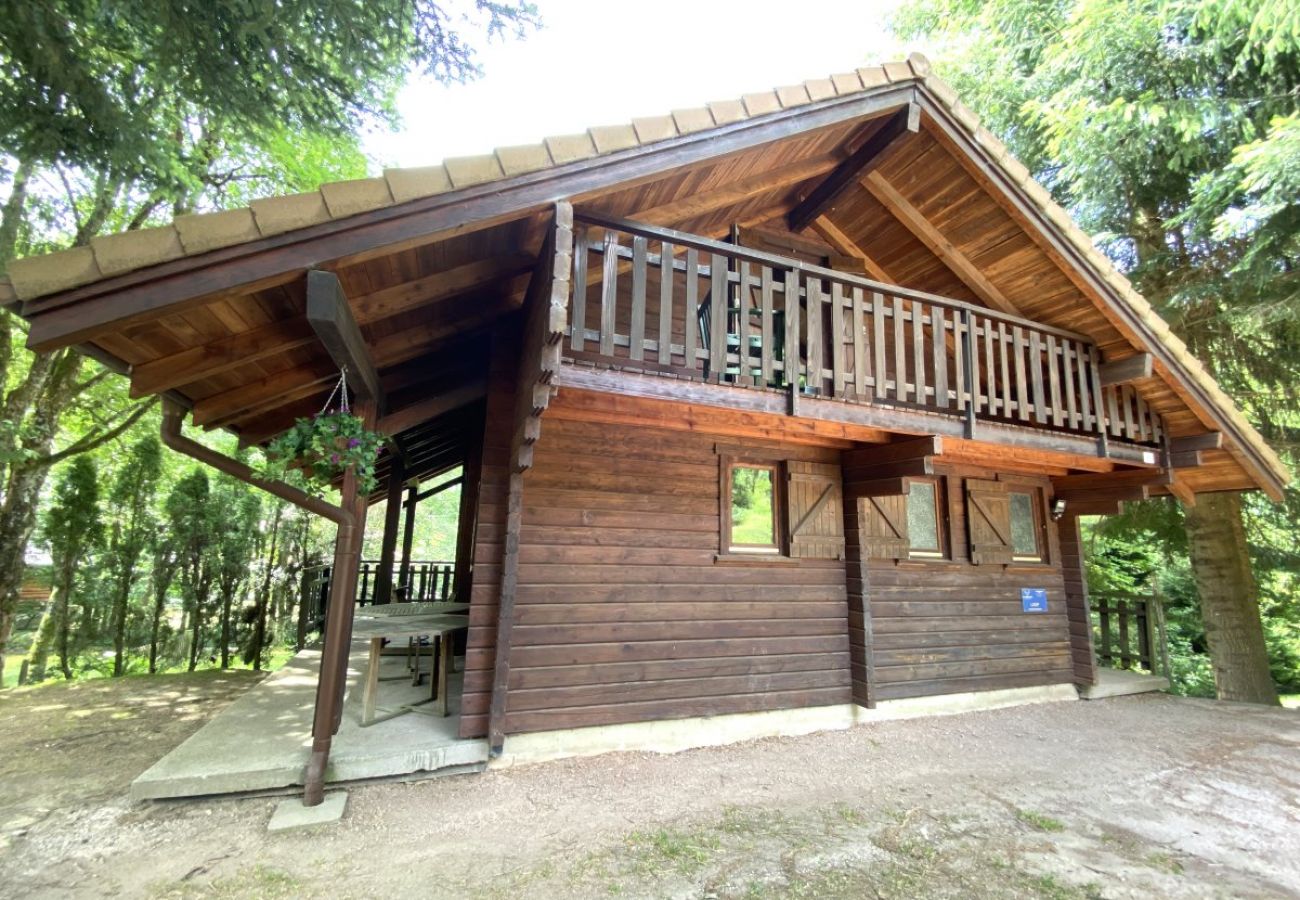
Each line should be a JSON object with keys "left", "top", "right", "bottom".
{"left": 352, "top": 605, "right": 469, "bottom": 726}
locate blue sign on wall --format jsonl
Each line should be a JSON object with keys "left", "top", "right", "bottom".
{"left": 1021, "top": 588, "right": 1048, "bottom": 613}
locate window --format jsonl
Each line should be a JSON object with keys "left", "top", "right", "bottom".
{"left": 1009, "top": 490, "right": 1044, "bottom": 562}
{"left": 906, "top": 479, "right": 945, "bottom": 558}
{"left": 726, "top": 462, "right": 780, "bottom": 553}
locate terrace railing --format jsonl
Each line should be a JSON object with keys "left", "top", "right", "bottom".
{"left": 566, "top": 213, "right": 1163, "bottom": 447}
{"left": 299, "top": 559, "right": 456, "bottom": 634}
{"left": 1091, "top": 593, "right": 1170, "bottom": 677}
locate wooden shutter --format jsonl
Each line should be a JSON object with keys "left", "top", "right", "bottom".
{"left": 786, "top": 461, "right": 845, "bottom": 559}
{"left": 857, "top": 494, "right": 909, "bottom": 560}
{"left": 966, "top": 478, "right": 1014, "bottom": 565}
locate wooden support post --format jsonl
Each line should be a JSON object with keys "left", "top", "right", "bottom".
{"left": 371, "top": 458, "right": 405, "bottom": 605}
{"left": 453, "top": 428, "right": 484, "bottom": 602}
{"left": 398, "top": 483, "right": 418, "bottom": 598}
{"left": 303, "top": 398, "right": 375, "bottom": 807}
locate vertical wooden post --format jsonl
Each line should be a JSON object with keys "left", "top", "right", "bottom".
{"left": 372, "top": 458, "right": 405, "bottom": 605}
{"left": 453, "top": 429, "right": 484, "bottom": 602}
{"left": 397, "top": 483, "right": 418, "bottom": 595}
{"left": 960, "top": 310, "right": 976, "bottom": 439}
{"left": 303, "top": 400, "right": 375, "bottom": 807}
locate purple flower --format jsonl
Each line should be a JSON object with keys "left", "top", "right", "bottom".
{"left": 348, "top": 437, "right": 361, "bottom": 448}
{"left": 330, "top": 453, "right": 340, "bottom": 464}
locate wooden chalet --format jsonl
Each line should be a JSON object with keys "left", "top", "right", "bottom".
{"left": 3, "top": 55, "right": 1287, "bottom": 804}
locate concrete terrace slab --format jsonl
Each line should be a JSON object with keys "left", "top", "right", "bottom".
{"left": 1079, "top": 667, "right": 1170, "bottom": 700}
{"left": 268, "top": 791, "right": 348, "bottom": 832}
{"left": 132, "top": 644, "right": 487, "bottom": 800}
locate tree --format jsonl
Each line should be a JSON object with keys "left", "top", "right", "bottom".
{"left": 164, "top": 470, "right": 217, "bottom": 672}
{"left": 0, "top": 0, "right": 539, "bottom": 687}
{"left": 102, "top": 436, "right": 164, "bottom": 676}
{"left": 892, "top": 0, "right": 1296, "bottom": 704}
{"left": 211, "top": 475, "right": 261, "bottom": 669}
{"left": 38, "top": 456, "right": 101, "bottom": 679}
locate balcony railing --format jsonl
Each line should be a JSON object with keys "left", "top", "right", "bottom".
{"left": 566, "top": 213, "right": 1162, "bottom": 447}
{"left": 300, "top": 559, "right": 456, "bottom": 635}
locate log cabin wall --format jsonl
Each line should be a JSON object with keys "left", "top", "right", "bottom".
{"left": 459, "top": 332, "right": 519, "bottom": 739}
{"left": 846, "top": 462, "right": 1075, "bottom": 704}
{"left": 497, "top": 416, "right": 853, "bottom": 735}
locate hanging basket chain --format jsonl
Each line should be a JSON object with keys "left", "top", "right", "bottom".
{"left": 318, "top": 367, "right": 351, "bottom": 417}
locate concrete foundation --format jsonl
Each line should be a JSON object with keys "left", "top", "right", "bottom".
{"left": 132, "top": 645, "right": 487, "bottom": 800}
{"left": 268, "top": 792, "right": 348, "bottom": 832}
{"left": 496, "top": 683, "right": 1078, "bottom": 768}
{"left": 1078, "top": 667, "right": 1170, "bottom": 700}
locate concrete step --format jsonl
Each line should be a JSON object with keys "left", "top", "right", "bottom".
{"left": 1079, "top": 668, "right": 1170, "bottom": 700}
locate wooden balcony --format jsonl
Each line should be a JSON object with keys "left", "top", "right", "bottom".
{"left": 562, "top": 213, "right": 1163, "bottom": 456}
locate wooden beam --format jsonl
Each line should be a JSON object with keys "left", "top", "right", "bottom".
{"left": 1051, "top": 468, "right": 1173, "bottom": 494}
{"left": 191, "top": 363, "right": 335, "bottom": 428}
{"left": 375, "top": 377, "right": 487, "bottom": 436}
{"left": 1098, "top": 353, "right": 1153, "bottom": 386}
{"left": 788, "top": 103, "right": 920, "bottom": 232}
{"left": 1169, "top": 450, "right": 1203, "bottom": 469}
{"left": 306, "top": 270, "right": 383, "bottom": 409}
{"left": 25, "top": 85, "right": 915, "bottom": 351}
{"left": 1169, "top": 432, "right": 1223, "bottom": 453}
{"left": 129, "top": 318, "right": 315, "bottom": 398}
{"left": 350, "top": 254, "right": 533, "bottom": 324}
{"left": 1166, "top": 474, "right": 1197, "bottom": 506}
{"left": 632, "top": 153, "right": 841, "bottom": 227}
{"left": 862, "top": 170, "right": 1021, "bottom": 316}
{"left": 847, "top": 434, "right": 942, "bottom": 466}
{"left": 810, "top": 216, "right": 894, "bottom": 281}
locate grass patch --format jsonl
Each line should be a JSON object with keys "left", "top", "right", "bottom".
{"left": 1015, "top": 808, "right": 1067, "bottom": 832}
{"left": 153, "top": 865, "right": 302, "bottom": 899}
{"left": 1281, "top": 693, "right": 1299, "bottom": 709}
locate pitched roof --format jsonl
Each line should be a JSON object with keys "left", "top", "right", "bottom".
{"left": 1, "top": 53, "right": 1288, "bottom": 496}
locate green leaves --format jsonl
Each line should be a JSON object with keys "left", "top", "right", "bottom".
{"left": 263, "top": 410, "right": 386, "bottom": 495}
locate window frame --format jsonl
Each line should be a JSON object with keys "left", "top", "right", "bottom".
{"left": 1007, "top": 487, "right": 1047, "bottom": 564}
{"left": 905, "top": 476, "right": 948, "bottom": 561}
{"left": 720, "top": 457, "right": 786, "bottom": 556}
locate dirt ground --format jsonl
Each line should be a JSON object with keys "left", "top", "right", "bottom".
{"left": 1, "top": 675, "right": 1297, "bottom": 899}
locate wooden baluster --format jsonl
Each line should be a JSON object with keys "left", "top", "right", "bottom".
{"left": 1099, "top": 601, "right": 1112, "bottom": 666}
{"left": 1063, "top": 340, "right": 1079, "bottom": 431}
{"left": 629, "top": 235, "right": 648, "bottom": 362}
{"left": 1118, "top": 599, "right": 1131, "bottom": 669}
{"left": 982, "top": 316, "right": 996, "bottom": 415}
{"left": 872, "top": 291, "right": 887, "bottom": 399}
{"left": 892, "top": 296, "right": 906, "bottom": 403}
{"left": 960, "top": 310, "right": 976, "bottom": 437}
{"left": 599, "top": 231, "right": 618, "bottom": 356}
{"left": 1029, "top": 330, "right": 1048, "bottom": 425}
{"left": 1088, "top": 345, "right": 1110, "bottom": 454}
{"left": 932, "top": 306, "right": 948, "bottom": 409}
{"left": 830, "top": 281, "right": 846, "bottom": 397}
{"left": 736, "top": 260, "right": 751, "bottom": 381}
{"left": 571, "top": 225, "right": 588, "bottom": 352}
{"left": 760, "top": 267, "right": 775, "bottom": 386}
{"left": 1077, "top": 341, "right": 1094, "bottom": 433}
{"left": 1108, "top": 386, "right": 1122, "bottom": 438}
{"left": 658, "top": 240, "right": 674, "bottom": 364}
{"left": 784, "top": 270, "right": 800, "bottom": 389}
{"left": 1122, "top": 385, "right": 1137, "bottom": 440}
{"left": 852, "top": 286, "right": 867, "bottom": 397}
{"left": 807, "top": 278, "right": 824, "bottom": 394}
{"left": 913, "top": 302, "right": 927, "bottom": 405}
{"left": 1047, "top": 335, "right": 1063, "bottom": 427}
{"left": 684, "top": 248, "right": 700, "bottom": 376}
{"left": 710, "top": 253, "right": 727, "bottom": 380}
{"left": 998, "top": 322, "right": 1012, "bottom": 419}
{"left": 1135, "top": 393, "right": 1150, "bottom": 443}
{"left": 1013, "top": 325, "right": 1029, "bottom": 421}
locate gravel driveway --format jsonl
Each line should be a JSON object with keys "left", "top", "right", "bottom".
{"left": 1, "top": 679, "right": 1297, "bottom": 898}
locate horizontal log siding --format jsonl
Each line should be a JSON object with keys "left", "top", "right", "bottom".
{"left": 1059, "top": 514, "right": 1098, "bottom": 686}
{"left": 458, "top": 336, "right": 518, "bottom": 739}
{"left": 482, "top": 417, "right": 852, "bottom": 734}
{"left": 846, "top": 466, "right": 1074, "bottom": 703}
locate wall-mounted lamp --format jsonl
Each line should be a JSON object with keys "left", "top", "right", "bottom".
{"left": 1050, "top": 498, "right": 1067, "bottom": 521}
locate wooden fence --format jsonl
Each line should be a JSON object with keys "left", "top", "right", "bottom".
{"left": 1091, "top": 593, "right": 1170, "bottom": 676}
{"left": 300, "top": 559, "right": 456, "bottom": 634}
{"left": 566, "top": 213, "right": 1163, "bottom": 446}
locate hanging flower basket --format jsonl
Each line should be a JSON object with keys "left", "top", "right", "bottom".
{"left": 263, "top": 370, "right": 386, "bottom": 494}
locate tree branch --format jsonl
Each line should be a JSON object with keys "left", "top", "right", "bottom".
{"left": 41, "top": 398, "right": 158, "bottom": 470}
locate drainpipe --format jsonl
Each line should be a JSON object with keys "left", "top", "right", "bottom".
{"left": 160, "top": 398, "right": 354, "bottom": 805}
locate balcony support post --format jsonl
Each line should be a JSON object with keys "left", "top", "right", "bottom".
{"left": 960, "top": 310, "right": 977, "bottom": 440}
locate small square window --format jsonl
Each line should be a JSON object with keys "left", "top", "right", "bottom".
{"left": 906, "top": 480, "right": 944, "bottom": 559}
{"left": 1009, "top": 491, "right": 1044, "bottom": 562}
{"left": 727, "top": 463, "right": 780, "bottom": 553}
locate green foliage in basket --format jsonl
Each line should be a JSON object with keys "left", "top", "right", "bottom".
{"left": 264, "top": 411, "right": 386, "bottom": 493}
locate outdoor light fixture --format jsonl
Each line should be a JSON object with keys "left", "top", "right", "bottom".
{"left": 1051, "top": 498, "right": 1067, "bottom": 521}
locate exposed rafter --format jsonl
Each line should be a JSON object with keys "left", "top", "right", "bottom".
{"left": 809, "top": 215, "right": 894, "bottom": 281}
{"left": 306, "top": 270, "right": 384, "bottom": 409}
{"left": 376, "top": 377, "right": 487, "bottom": 436}
{"left": 787, "top": 103, "right": 920, "bottom": 232}
{"left": 861, "top": 169, "right": 1021, "bottom": 316}
{"left": 1099, "top": 353, "right": 1153, "bottom": 386}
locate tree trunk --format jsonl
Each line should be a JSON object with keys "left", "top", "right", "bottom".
{"left": 55, "top": 561, "right": 74, "bottom": 680}
{"left": 25, "top": 602, "right": 58, "bottom": 682}
{"left": 1184, "top": 491, "right": 1279, "bottom": 705}
{"left": 219, "top": 586, "right": 233, "bottom": 669}
{"left": 149, "top": 581, "right": 167, "bottom": 674}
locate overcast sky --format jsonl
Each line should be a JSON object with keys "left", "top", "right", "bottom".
{"left": 364, "top": 0, "right": 914, "bottom": 168}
